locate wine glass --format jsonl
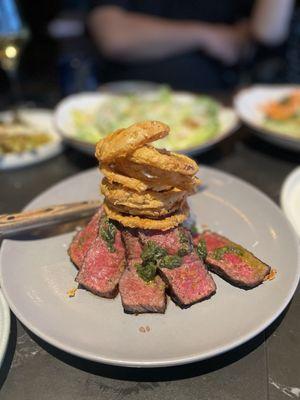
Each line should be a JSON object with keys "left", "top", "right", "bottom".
{"left": 0, "top": 0, "right": 30, "bottom": 118}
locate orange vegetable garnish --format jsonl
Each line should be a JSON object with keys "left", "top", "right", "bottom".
{"left": 262, "top": 91, "right": 300, "bottom": 121}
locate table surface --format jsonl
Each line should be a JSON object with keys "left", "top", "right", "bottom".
{"left": 0, "top": 127, "right": 299, "bottom": 400}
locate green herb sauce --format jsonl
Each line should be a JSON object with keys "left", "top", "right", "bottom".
{"left": 190, "top": 223, "right": 199, "bottom": 236}
{"left": 160, "top": 255, "right": 182, "bottom": 269}
{"left": 212, "top": 246, "right": 244, "bottom": 260}
{"left": 141, "top": 241, "right": 167, "bottom": 263}
{"left": 99, "top": 217, "right": 116, "bottom": 252}
{"left": 136, "top": 262, "right": 157, "bottom": 282}
{"left": 177, "top": 229, "right": 192, "bottom": 256}
{"left": 137, "top": 241, "right": 183, "bottom": 282}
{"left": 197, "top": 239, "right": 207, "bottom": 260}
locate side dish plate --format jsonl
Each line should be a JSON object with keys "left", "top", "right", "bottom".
{"left": 54, "top": 91, "right": 239, "bottom": 156}
{"left": 234, "top": 85, "right": 300, "bottom": 151}
{"left": 0, "top": 109, "right": 63, "bottom": 169}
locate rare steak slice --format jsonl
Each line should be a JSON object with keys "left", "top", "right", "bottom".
{"left": 139, "top": 227, "right": 216, "bottom": 308}
{"left": 76, "top": 214, "right": 125, "bottom": 298}
{"left": 68, "top": 208, "right": 102, "bottom": 269}
{"left": 193, "top": 230, "right": 271, "bottom": 288}
{"left": 119, "top": 230, "right": 166, "bottom": 314}
{"left": 139, "top": 226, "right": 193, "bottom": 256}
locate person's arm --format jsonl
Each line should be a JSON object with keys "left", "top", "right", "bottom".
{"left": 250, "top": 0, "right": 295, "bottom": 45}
{"left": 88, "top": 6, "right": 248, "bottom": 64}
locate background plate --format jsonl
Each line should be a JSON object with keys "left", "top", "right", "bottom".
{"left": 234, "top": 85, "right": 300, "bottom": 151}
{"left": 0, "top": 109, "right": 63, "bottom": 170}
{"left": 281, "top": 166, "right": 300, "bottom": 238}
{"left": 54, "top": 92, "right": 239, "bottom": 156}
{"left": 0, "top": 167, "right": 299, "bottom": 367}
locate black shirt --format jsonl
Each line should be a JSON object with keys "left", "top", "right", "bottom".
{"left": 91, "top": 0, "right": 254, "bottom": 91}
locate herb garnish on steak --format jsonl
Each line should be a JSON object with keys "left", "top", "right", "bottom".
{"left": 75, "top": 213, "right": 126, "bottom": 298}
{"left": 139, "top": 228, "right": 216, "bottom": 308}
{"left": 119, "top": 230, "right": 166, "bottom": 314}
{"left": 99, "top": 216, "right": 117, "bottom": 252}
{"left": 193, "top": 230, "right": 271, "bottom": 288}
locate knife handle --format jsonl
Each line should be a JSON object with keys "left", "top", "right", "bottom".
{"left": 0, "top": 200, "right": 101, "bottom": 237}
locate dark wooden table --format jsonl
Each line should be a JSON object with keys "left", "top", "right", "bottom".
{"left": 0, "top": 128, "right": 299, "bottom": 400}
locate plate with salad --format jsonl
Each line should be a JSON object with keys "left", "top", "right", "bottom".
{"left": 54, "top": 88, "right": 239, "bottom": 156}
{"left": 234, "top": 85, "right": 300, "bottom": 151}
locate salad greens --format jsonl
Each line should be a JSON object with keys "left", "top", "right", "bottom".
{"left": 71, "top": 87, "right": 221, "bottom": 151}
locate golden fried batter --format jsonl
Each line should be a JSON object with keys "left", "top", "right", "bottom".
{"left": 95, "top": 120, "right": 200, "bottom": 228}
{"left": 100, "top": 164, "right": 172, "bottom": 193}
{"left": 95, "top": 121, "right": 169, "bottom": 163}
{"left": 103, "top": 200, "right": 189, "bottom": 230}
{"left": 101, "top": 178, "right": 186, "bottom": 210}
{"left": 105, "top": 199, "right": 183, "bottom": 218}
{"left": 126, "top": 145, "right": 198, "bottom": 176}
{"left": 115, "top": 159, "right": 201, "bottom": 192}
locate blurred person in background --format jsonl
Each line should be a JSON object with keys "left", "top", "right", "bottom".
{"left": 87, "top": 0, "right": 295, "bottom": 91}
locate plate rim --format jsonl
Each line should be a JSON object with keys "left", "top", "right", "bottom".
{"left": 0, "top": 289, "right": 10, "bottom": 367}
{"left": 280, "top": 165, "right": 300, "bottom": 237}
{"left": 1, "top": 166, "right": 299, "bottom": 367}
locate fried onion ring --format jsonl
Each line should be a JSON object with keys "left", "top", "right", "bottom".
{"left": 100, "top": 165, "right": 172, "bottom": 193}
{"left": 101, "top": 178, "right": 186, "bottom": 210}
{"left": 105, "top": 199, "right": 183, "bottom": 218}
{"left": 103, "top": 200, "right": 189, "bottom": 230}
{"left": 126, "top": 145, "right": 198, "bottom": 176}
{"left": 114, "top": 159, "right": 201, "bottom": 192}
{"left": 95, "top": 121, "right": 169, "bottom": 163}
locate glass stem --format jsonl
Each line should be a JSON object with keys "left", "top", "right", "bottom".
{"left": 6, "top": 67, "right": 22, "bottom": 121}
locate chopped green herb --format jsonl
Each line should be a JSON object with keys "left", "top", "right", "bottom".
{"left": 197, "top": 239, "right": 207, "bottom": 260}
{"left": 160, "top": 255, "right": 182, "bottom": 269}
{"left": 212, "top": 246, "right": 244, "bottom": 260}
{"left": 141, "top": 241, "right": 167, "bottom": 263}
{"left": 99, "top": 217, "right": 116, "bottom": 252}
{"left": 190, "top": 223, "right": 199, "bottom": 236}
{"left": 137, "top": 240, "right": 184, "bottom": 282}
{"left": 136, "top": 262, "right": 157, "bottom": 282}
{"left": 177, "top": 229, "right": 192, "bottom": 256}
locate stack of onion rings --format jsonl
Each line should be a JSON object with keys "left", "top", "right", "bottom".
{"left": 95, "top": 121, "right": 200, "bottom": 230}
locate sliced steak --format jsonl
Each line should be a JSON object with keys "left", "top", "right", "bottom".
{"left": 68, "top": 208, "right": 102, "bottom": 269}
{"left": 119, "top": 230, "right": 166, "bottom": 314}
{"left": 194, "top": 230, "right": 271, "bottom": 288}
{"left": 76, "top": 214, "right": 125, "bottom": 298}
{"left": 139, "top": 227, "right": 216, "bottom": 308}
{"left": 139, "top": 226, "right": 192, "bottom": 256}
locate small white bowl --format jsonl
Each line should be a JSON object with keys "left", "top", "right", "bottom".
{"left": 281, "top": 166, "right": 300, "bottom": 237}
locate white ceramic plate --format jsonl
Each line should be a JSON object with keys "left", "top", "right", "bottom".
{"left": 54, "top": 92, "right": 239, "bottom": 156}
{"left": 0, "top": 109, "right": 63, "bottom": 169}
{"left": 0, "top": 167, "right": 299, "bottom": 367}
{"left": 0, "top": 289, "right": 10, "bottom": 367}
{"left": 234, "top": 85, "right": 300, "bottom": 151}
{"left": 281, "top": 166, "right": 300, "bottom": 238}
